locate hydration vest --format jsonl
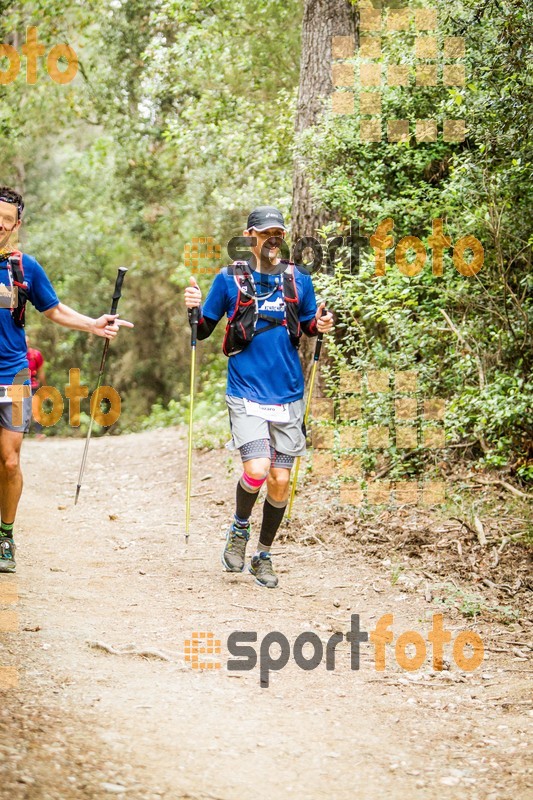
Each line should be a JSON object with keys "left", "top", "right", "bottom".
{"left": 3, "top": 251, "right": 27, "bottom": 328}
{"left": 222, "top": 260, "right": 302, "bottom": 357}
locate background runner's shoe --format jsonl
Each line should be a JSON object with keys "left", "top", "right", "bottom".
{"left": 0, "top": 537, "right": 16, "bottom": 573}
{"left": 221, "top": 525, "right": 250, "bottom": 572}
{"left": 249, "top": 552, "right": 278, "bottom": 588}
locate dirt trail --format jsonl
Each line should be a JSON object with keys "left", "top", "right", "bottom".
{"left": 0, "top": 429, "right": 531, "bottom": 800}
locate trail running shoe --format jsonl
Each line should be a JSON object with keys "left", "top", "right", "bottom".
{"left": 249, "top": 552, "right": 278, "bottom": 589}
{"left": 221, "top": 524, "right": 250, "bottom": 572}
{"left": 0, "top": 537, "right": 16, "bottom": 573}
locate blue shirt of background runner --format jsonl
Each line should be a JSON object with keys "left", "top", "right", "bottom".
{"left": 0, "top": 254, "right": 59, "bottom": 384}
{"left": 202, "top": 265, "right": 317, "bottom": 404}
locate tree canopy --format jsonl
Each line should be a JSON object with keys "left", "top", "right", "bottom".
{"left": 0, "top": 0, "right": 531, "bottom": 480}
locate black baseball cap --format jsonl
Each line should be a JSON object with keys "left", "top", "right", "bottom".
{"left": 246, "top": 206, "right": 287, "bottom": 232}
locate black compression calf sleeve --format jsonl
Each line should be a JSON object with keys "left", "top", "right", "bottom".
{"left": 258, "top": 496, "right": 287, "bottom": 549}
{"left": 236, "top": 479, "right": 261, "bottom": 521}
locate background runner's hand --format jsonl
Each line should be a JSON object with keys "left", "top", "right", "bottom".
{"left": 184, "top": 276, "right": 202, "bottom": 308}
{"left": 315, "top": 302, "right": 334, "bottom": 334}
{"left": 93, "top": 314, "right": 134, "bottom": 339}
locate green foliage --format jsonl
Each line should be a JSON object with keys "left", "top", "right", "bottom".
{"left": 0, "top": 0, "right": 530, "bottom": 483}
{"left": 141, "top": 352, "right": 229, "bottom": 449}
{"left": 298, "top": 0, "right": 532, "bottom": 479}
{"left": 1, "top": 0, "right": 302, "bottom": 429}
{"left": 434, "top": 583, "right": 520, "bottom": 623}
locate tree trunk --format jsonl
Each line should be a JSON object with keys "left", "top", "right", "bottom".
{"left": 291, "top": 0, "right": 356, "bottom": 242}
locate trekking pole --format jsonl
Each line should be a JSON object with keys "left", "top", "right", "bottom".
{"left": 185, "top": 305, "right": 199, "bottom": 544}
{"left": 75, "top": 267, "right": 128, "bottom": 505}
{"left": 286, "top": 306, "right": 327, "bottom": 522}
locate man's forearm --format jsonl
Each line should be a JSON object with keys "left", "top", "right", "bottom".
{"left": 43, "top": 303, "right": 96, "bottom": 333}
{"left": 189, "top": 307, "right": 218, "bottom": 340}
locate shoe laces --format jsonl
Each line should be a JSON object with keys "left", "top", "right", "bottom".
{"left": 229, "top": 527, "right": 249, "bottom": 555}
{"left": 0, "top": 539, "right": 13, "bottom": 559}
{"left": 231, "top": 524, "right": 249, "bottom": 540}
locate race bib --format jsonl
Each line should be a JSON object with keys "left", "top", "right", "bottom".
{"left": 0, "top": 282, "right": 17, "bottom": 309}
{"left": 0, "top": 386, "right": 14, "bottom": 404}
{"left": 243, "top": 398, "right": 290, "bottom": 422}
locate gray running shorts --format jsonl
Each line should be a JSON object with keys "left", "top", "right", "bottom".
{"left": 226, "top": 394, "right": 306, "bottom": 458}
{"left": 0, "top": 395, "right": 32, "bottom": 433}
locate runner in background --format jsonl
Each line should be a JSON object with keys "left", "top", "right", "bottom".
{"left": 0, "top": 185, "right": 133, "bottom": 574}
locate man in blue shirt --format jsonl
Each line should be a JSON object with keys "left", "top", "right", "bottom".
{"left": 0, "top": 186, "right": 133, "bottom": 573}
{"left": 184, "top": 206, "right": 333, "bottom": 588}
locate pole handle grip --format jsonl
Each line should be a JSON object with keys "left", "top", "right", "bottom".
{"left": 110, "top": 267, "right": 128, "bottom": 315}
{"left": 314, "top": 306, "right": 328, "bottom": 361}
{"left": 189, "top": 305, "right": 199, "bottom": 347}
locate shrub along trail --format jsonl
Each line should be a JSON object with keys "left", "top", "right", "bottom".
{"left": 0, "top": 429, "right": 531, "bottom": 800}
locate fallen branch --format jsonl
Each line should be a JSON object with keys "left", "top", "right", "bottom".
{"left": 502, "top": 640, "right": 532, "bottom": 648}
{"left": 496, "top": 700, "right": 533, "bottom": 707}
{"left": 474, "top": 515, "right": 487, "bottom": 546}
{"left": 474, "top": 478, "right": 531, "bottom": 499}
{"left": 299, "top": 533, "right": 324, "bottom": 545}
{"left": 87, "top": 640, "right": 178, "bottom": 662}
{"left": 481, "top": 578, "right": 517, "bottom": 596}
{"left": 450, "top": 517, "right": 477, "bottom": 536}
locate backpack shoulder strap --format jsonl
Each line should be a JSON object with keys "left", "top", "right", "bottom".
{"left": 281, "top": 262, "right": 302, "bottom": 347}
{"left": 281, "top": 261, "right": 299, "bottom": 303}
{"left": 7, "top": 250, "right": 24, "bottom": 284}
{"left": 229, "top": 260, "right": 256, "bottom": 301}
{"left": 7, "top": 251, "right": 28, "bottom": 329}
{"left": 222, "top": 262, "right": 259, "bottom": 357}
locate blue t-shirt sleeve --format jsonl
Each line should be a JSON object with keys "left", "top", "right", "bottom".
{"left": 25, "top": 257, "right": 59, "bottom": 313}
{"left": 298, "top": 274, "right": 317, "bottom": 322}
{"left": 202, "top": 271, "right": 230, "bottom": 322}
